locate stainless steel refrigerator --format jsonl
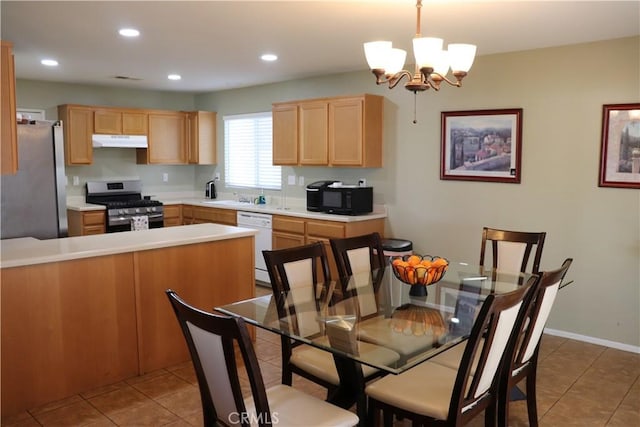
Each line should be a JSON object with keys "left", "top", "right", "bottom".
{"left": 1, "top": 120, "right": 68, "bottom": 239}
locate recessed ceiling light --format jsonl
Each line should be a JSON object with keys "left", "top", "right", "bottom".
{"left": 167, "top": 74, "right": 181, "bottom": 81}
{"left": 261, "top": 54, "right": 278, "bottom": 62}
{"left": 119, "top": 28, "right": 140, "bottom": 37}
{"left": 41, "top": 59, "right": 59, "bottom": 67}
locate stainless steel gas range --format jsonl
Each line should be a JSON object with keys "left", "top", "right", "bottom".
{"left": 85, "top": 180, "right": 164, "bottom": 233}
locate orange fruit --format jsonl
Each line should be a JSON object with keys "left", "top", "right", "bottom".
{"left": 407, "top": 255, "right": 421, "bottom": 266}
{"left": 432, "top": 258, "right": 448, "bottom": 267}
{"left": 392, "top": 258, "right": 403, "bottom": 266}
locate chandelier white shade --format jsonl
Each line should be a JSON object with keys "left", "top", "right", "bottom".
{"left": 363, "top": 0, "right": 476, "bottom": 93}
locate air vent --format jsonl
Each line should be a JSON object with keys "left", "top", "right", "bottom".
{"left": 113, "top": 75, "right": 142, "bottom": 81}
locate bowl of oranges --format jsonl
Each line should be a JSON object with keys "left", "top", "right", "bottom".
{"left": 391, "top": 255, "right": 449, "bottom": 295}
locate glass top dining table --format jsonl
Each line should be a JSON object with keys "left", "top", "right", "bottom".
{"left": 215, "top": 261, "right": 534, "bottom": 375}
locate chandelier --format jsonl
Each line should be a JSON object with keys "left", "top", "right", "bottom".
{"left": 363, "top": 0, "right": 476, "bottom": 94}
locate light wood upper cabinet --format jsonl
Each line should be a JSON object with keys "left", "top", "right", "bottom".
{"left": 272, "top": 103, "right": 298, "bottom": 165}
{"left": 1, "top": 40, "right": 18, "bottom": 175}
{"left": 299, "top": 101, "right": 329, "bottom": 165}
{"left": 329, "top": 95, "right": 383, "bottom": 167}
{"left": 94, "top": 109, "right": 147, "bottom": 135}
{"left": 186, "top": 111, "right": 216, "bottom": 164}
{"left": 272, "top": 94, "right": 383, "bottom": 167}
{"left": 138, "top": 111, "right": 186, "bottom": 164}
{"left": 58, "top": 104, "right": 94, "bottom": 165}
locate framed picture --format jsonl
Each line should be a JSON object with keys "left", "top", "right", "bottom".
{"left": 441, "top": 109, "right": 523, "bottom": 183}
{"left": 598, "top": 103, "right": 640, "bottom": 189}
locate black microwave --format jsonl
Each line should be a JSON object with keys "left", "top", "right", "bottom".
{"left": 321, "top": 186, "right": 373, "bottom": 215}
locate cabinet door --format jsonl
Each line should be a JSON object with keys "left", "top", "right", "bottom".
{"left": 273, "top": 231, "right": 306, "bottom": 250}
{"left": 122, "top": 111, "right": 148, "bottom": 135}
{"left": 163, "top": 205, "right": 182, "bottom": 227}
{"left": 329, "top": 97, "right": 364, "bottom": 166}
{"left": 94, "top": 110, "right": 122, "bottom": 134}
{"left": 146, "top": 112, "right": 186, "bottom": 164}
{"left": 59, "top": 105, "right": 93, "bottom": 165}
{"left": 1, "top": 41, "right": 17, "bottom": 175}
{"left": 272, "top": 103, "right": 298, "bottom": 165}
{"left": 187, "top": 111, "right": 216, "bottom": 165}
{"left": 299, "top": 101, "right": 328, "bottom": 165}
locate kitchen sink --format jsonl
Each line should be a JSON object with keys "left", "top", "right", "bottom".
{"left": 202, "top": 199, "right": 254, "bottom": 207}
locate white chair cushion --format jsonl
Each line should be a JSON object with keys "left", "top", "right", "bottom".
{"left": 245, "top": 384, "right": 359, "bottom": 427}
{"left": 365, "top": 361, "right": 459, "bottom": 421}
{"left": 291, "top": 344, "right": 340, "bottom": 385}
{"left": 291, "top": 336, "right": 400, "bottom": 385}
{"left": 430, "top": 340, "right": 482, "bottom": 375}
{"left": 357, "top": 316, "right": 440, "bottom": 358}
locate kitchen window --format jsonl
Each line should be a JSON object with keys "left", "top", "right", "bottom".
{"left": 224, "top": 112, "right": 281, "bottom": 190}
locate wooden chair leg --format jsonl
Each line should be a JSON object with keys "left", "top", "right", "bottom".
{"left": 383, "top": 410, "right": 394, "bottom": 427}
{"left": 526, "top": 370, "right": 539, "bottom": 427}
{"left": 484, "top": 401, "right": 497, "bottom": 427}
{"left": 367, "top": 399, "right": 379, "bottom": 427}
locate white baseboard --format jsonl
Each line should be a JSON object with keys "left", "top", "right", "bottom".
{"left": 544, "top": 328, "right": 640, "bottom": 354}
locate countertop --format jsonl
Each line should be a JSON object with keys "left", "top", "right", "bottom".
{"left": 67, "top": 197, "right": 388, "bottom": 222}
{"left": 0, "top": 223, "right": 257, "bottom": 268}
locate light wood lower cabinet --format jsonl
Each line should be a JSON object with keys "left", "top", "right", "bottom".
{"left": 182, "top": 205, "right": 236, "bottom": 226}
{"left": 67, "top": 210, "right": 106, "bottom": 236}
{"left": 1, "top": 254, "right": 139, "bottom": 415}
{"left": 163, "top": 205, "right": 182, "bottom": 227}
{"left": 272, "top": 215, "right": 306, "bottom": 249}
{"left": 0, "top": 236, "right": 255, "bottom": 416}
{"left": 272, "top": 214, "right": 385, "bottom": 278}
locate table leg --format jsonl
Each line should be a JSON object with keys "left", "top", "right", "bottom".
{"left": 329, "top": 354, "right": 368, "bottom": 426}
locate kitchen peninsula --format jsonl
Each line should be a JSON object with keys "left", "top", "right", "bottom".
{"left": 0, "top": 223, "right": 256, "bottom": 416}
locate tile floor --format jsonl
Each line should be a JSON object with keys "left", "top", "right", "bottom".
{"left": 3, "top": 286, "right": 639, "bottom": 426}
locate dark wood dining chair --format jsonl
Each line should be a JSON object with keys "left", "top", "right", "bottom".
{"left": 262, "top": 242, "right": 400, "bottom": 396}
{"left": 498, "top": 258, "right": 573, "bottom": 427}
{"left": 365, "top": 274, "right": 538, "bottom": 427}
{"left": 329, "top": 233, "right": 437, "bottom": 362}
{"left": 480, "top": 227, "right": 546, "bottom": 274}
{"left": 330, "top": 232, "right": 387, "bottom": 279}
{"left": 165, "top": 290, "right": 359, "bottom": 427}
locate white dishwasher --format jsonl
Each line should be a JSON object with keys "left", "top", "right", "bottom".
{"left": 237, "top": 211, "right": 272, "bottom": 284}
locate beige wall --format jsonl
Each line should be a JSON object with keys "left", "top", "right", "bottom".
{"left": 15, "top": 37, "right": 640, "bottom": 347}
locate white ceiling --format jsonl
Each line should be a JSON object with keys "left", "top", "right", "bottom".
{"left": 2, "top": 1, "right": 639, "bottom": 93}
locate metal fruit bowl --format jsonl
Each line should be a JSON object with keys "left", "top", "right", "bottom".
{"left": 391, "top": 255, "right": 449, "bottom": 286}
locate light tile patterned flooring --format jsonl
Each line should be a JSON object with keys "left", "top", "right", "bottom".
{"left": 3, "top": 286, "right": 639, "bottom": 426}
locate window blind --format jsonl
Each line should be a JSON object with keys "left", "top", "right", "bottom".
{"left": 224, "top": 112, "right": 281, "bottom": 190}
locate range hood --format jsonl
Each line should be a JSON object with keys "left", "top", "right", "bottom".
{"left": 92, "top": 134, "right": 148, "bottom": 148}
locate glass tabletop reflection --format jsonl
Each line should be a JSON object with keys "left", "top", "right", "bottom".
{"left": 215, "top": 262, "right": 533, "bottom": 375}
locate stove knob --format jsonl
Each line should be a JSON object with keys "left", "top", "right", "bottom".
{"left": 135, "top": 208, "right": 141, "bottom": 214}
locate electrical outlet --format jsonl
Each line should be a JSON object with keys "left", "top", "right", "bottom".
{"left": 162, "top": 173, "right": 169, "bottom": 182}
{"left": 214, "top": 172, "right": 220, "bottom": 181}
{"left": 358, "top": 178, "right": 366, "bottom": 187}
{"left": 298, "top": 176, "right": 304, "bottom": 186}
{"left": 288, "top": 175, "right": 296, "bottom": 185}
{"left": 72, "top": 176, "right": 80, "bottom": 186}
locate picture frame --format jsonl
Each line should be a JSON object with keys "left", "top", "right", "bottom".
{"left": 598, "top": 103, "right": 640, "bottom": 189}
{"left": 441, "top": 109, "right": 523, "bottom": 183}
